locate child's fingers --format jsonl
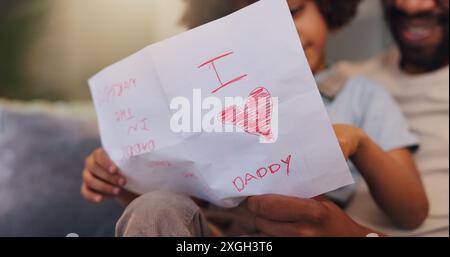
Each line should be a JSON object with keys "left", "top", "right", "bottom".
{"left": 93, "top": 148, "right": 116, "bottom": 173}
{"left": 83, "top": 169, "right": 121, "bottom": 196}
{"left": 81, "top": 183, "right": 104, "bottom": 203}
{"left": 88, "top": 161, "right": 125, "bottom": 187}
{"left": 85, "top": 154, "right": 126, "bottom": 186}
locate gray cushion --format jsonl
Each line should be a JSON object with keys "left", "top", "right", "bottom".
{"left": 0, "top": 107, "right": 123, "bottom": 237}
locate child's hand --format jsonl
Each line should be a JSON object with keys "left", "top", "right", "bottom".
{"left": 333, "top": 124, "right": 367, "bottom": 160}
{"left": 81, "top": 148, "right": 127, "bottom": 203}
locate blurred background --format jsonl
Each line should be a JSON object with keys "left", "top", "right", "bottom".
{"left": 1, "top": 0, "right": 391, "bottom": 101}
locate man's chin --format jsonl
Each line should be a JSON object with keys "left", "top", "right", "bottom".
{"left": 398, "top": 41, "right": 449, "bottom": 72}
{"left": 392, "top": 23, "right": 449, "bottom": 71}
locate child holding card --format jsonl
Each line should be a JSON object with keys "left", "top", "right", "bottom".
{"left": 81, "top": 0, "right": 428, "bottom": 236}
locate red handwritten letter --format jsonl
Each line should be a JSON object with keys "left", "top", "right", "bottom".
{"left": 233, "top": 176, "right": 245, "bottom": 192}
{"left": 198, "top": 52, "right": 248, "bottom": 94}
{"left": 281, "top": 155, "right": 292, "bottom": 176}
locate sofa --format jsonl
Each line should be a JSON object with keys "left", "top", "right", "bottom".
{"left": 0, "top": 100, "right": 123, "bottom": 236}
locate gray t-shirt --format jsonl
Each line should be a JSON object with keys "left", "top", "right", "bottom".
{"left": 316, "top": 72, "right": 419, "bottom": 205}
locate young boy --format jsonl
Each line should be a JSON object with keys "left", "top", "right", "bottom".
{"left": 81, "top": 0, "right": 429, "bottom": 236}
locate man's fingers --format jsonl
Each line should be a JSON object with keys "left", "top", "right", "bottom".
{"left": 93, "top": 148, "right": 116, "bottom": 172}
{"left": 81, "top": 183, "right": 104, "bottom": 203}
{"left": 254, "top": 217, "right": 318, "bottom": 237}
{"left": 83, "top": 169, "right": 121, "bottom": 196}
{"left": 247, "top": 195, "right": 326, "bottom": 223}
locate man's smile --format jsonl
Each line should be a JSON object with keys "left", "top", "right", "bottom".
{"left": 395, "top": 16, "right": 443, "bottom": 47}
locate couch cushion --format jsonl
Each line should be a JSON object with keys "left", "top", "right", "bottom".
{"left": 0, "top": 101, "right": 123, "bottom": 236}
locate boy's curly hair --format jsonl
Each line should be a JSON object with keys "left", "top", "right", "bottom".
{"left": 181, "top": 0, "right": 362, "bottom": 30}
{"left": 316, "top": 0, "right": 362, "bottom": 30}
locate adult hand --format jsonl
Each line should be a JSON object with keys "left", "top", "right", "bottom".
{"left": 246, "top": 194, "right": 380, "bottom": 237}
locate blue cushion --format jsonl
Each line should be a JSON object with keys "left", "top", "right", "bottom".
{"left": 0, "top": 107, "right": 123, "bottom": 236}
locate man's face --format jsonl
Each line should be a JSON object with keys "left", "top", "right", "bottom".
{"left": 383, "top": 0, "right": 449, "bottom": 71}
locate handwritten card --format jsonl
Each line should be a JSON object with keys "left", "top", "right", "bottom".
{"left": 88, "top": 0, "right": 353, "bottom": 207}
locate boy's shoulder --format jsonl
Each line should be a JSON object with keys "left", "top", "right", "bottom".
{"left": 345, "top": 74, "right": 392, "bottom": 98}
{"left": 333, "top": 48, "right": 398, "bottom": 79}
{"left": 318, "top": 67, "right": 392, "bottom": 103}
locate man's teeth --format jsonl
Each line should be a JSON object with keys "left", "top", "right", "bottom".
{"left": 405, "top": 25, "right": 432, "bottom": 37}
{"left": 411, "top": 27, "right": 428, "bottom": 33}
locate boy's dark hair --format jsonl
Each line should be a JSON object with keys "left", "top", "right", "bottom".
{"left": 181, "top": 0, "right": 362, "bottom": 30}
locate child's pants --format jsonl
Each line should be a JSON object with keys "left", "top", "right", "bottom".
{"left": 115, "top": 191, "right": 256, "bottom": 237}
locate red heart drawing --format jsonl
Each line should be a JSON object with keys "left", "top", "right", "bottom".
{"left": 220, "top": 87, "right": 273, "bottom": 140}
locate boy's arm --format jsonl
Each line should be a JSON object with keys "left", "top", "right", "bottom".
{"left": 334, "top": 125, "right": 429, "bottom": 229}
{"left": 352, "top": 136, "right": 429, "bottom": 229}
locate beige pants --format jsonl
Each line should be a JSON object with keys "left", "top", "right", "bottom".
{"left": 115, "top": 191, "right": 256, "bottom": 237}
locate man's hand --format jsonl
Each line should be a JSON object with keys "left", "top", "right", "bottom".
{"left": 81, "top": 148, "right": 137, "bottom": 205}
{"left": 333, "top": 124, "right": 368, "bottom": 160}
{"left": 246, "top": 194, "right": 379, "bottom": 237}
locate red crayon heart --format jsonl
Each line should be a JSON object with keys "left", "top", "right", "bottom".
{"left": 220, "top": 87, "right": 273, "bottom": 140}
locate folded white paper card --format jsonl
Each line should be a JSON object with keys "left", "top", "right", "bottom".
{"left": 88, "top": 0, "right": 353, "bottom": 207}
